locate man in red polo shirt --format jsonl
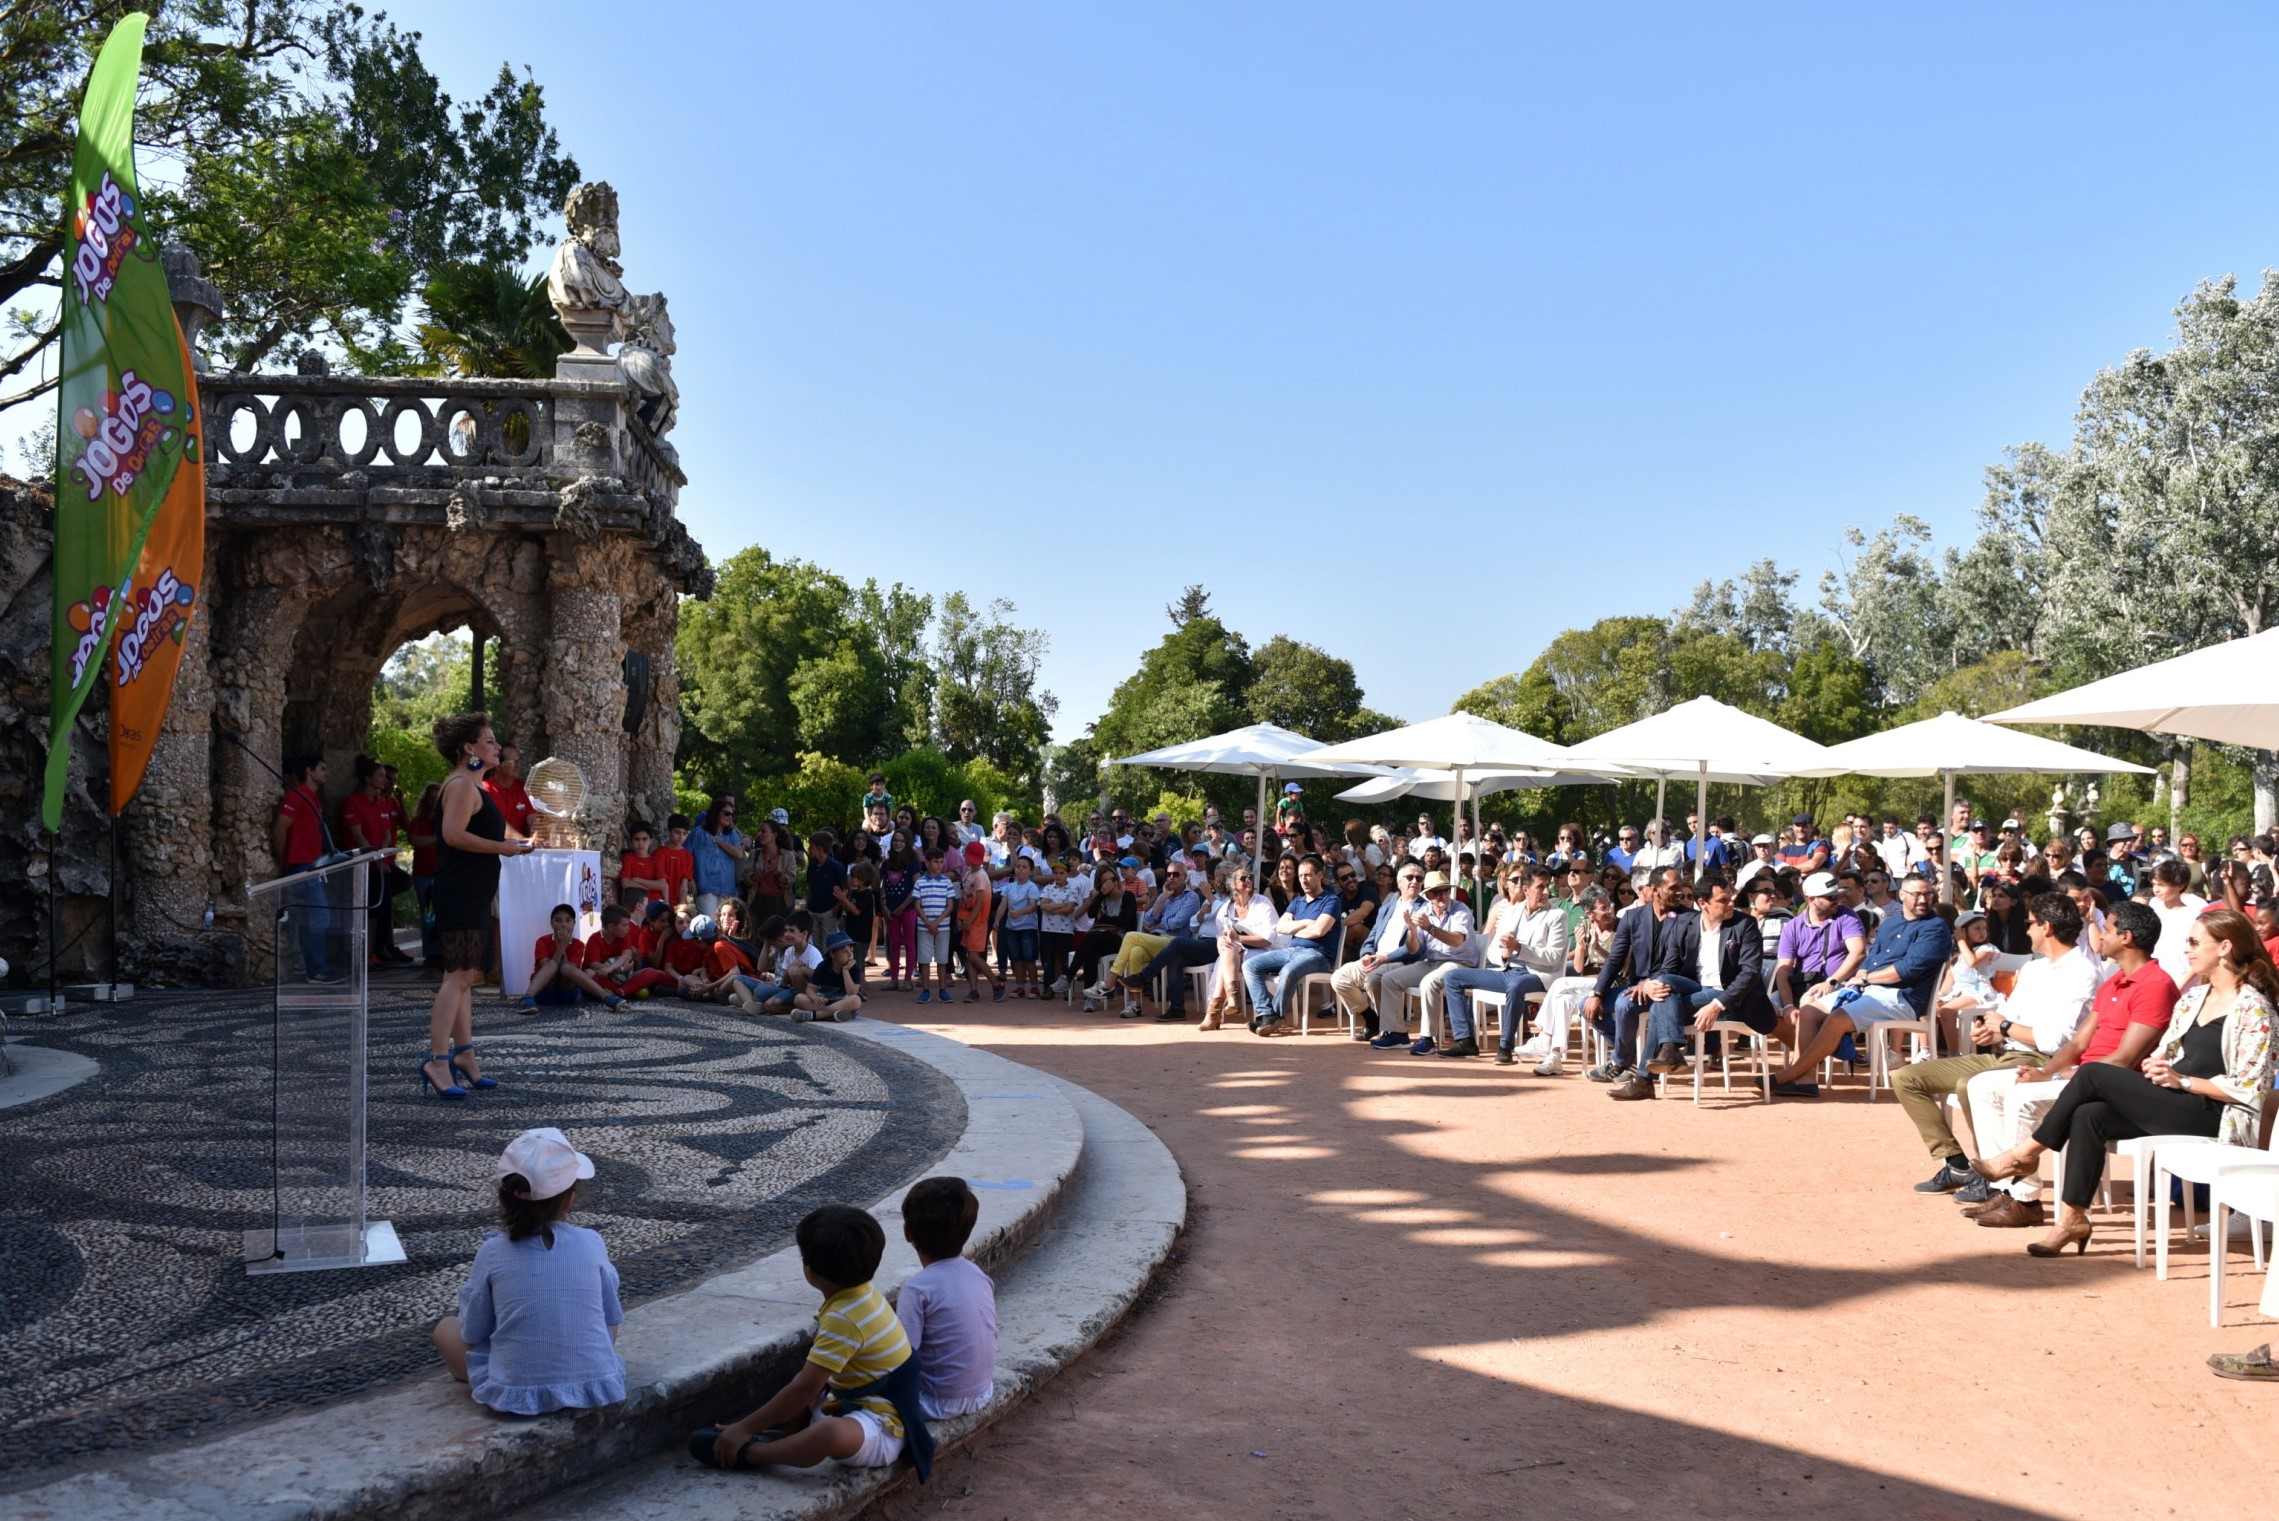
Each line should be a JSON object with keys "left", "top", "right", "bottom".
{"left": 483, "top": 745, "right": 536, "bottom": 839}
{"left": 1963, "top": 899, "right": 2177, "bottom": 1227}
{"left": 339, "top": 758, "right": 412, "bottom": 963}
{"left": 271, "top": 753, "right": 340, "bottom": 984}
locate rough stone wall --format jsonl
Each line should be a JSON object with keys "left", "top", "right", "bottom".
{"left": 0, "top": 365, "right": 705, "bottom": 989}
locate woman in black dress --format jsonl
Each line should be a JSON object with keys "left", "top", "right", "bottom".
{"left": 423, "top": 714, "right": 534, "bottom": 1099}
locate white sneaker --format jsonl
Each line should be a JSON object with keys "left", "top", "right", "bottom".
{"left": 1533, "top": 1056, "right": 1563, "bottom": 1077}
{"left": 1082, "top": 995, "right": 1102, "bottom": 1012}
{"left": 1085, "top": 981, "right": 1112, "bottom": 1000}
{"left": 1050, "top": 977, "right": 1069, "bottom": 994}
{"left": 1119, "top": 994, "right": 1139, "bottom": 1016}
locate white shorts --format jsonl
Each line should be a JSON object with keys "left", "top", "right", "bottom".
{"left": 920, "top": 1382, "right": 994, "bottom": 1420}
{"left": 1840, "top": 984, "right": 1918, "bottom": 1024}
{"left": 842, "top": 1407, "right": 903, "bottom": 1468}
{"left": 916, "top": 927, "right": 954, "bottom": 967}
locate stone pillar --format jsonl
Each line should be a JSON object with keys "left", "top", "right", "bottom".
{"left": 541, "top": 555, "right": 630, "bottom": 862}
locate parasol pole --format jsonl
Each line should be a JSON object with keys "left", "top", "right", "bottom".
{"left": 1254, "top": 768, "right": 1268, "bottom": 879}
{"left": 1940, "top": 768, "right": 1957, "bottom": 906}
{"left": 1695, "top": 759, "right": 1709, "bottom": 883}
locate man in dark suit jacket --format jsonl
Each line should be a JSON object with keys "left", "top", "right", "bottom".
{"left": 1617, "top": 876, "right": 1774, "bottom": 1099}
{"left": 1583, "top": 865, "right": 1692, "bottom": 1084}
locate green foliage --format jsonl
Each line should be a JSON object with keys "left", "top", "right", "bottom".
{"left": 1, "top": 0, "right": 578, "bottom": 406}
{"left": 363, "top": 631, "right": 487, "bottom": 800}
{"left": 415, "top": 260, "right": 571, "bottom": 378}
{"left": 674, "top": 550, "right": 1056, "bottom": 808}
{"left": 1245, "top": 636, "right": 1376, "bottom": 742}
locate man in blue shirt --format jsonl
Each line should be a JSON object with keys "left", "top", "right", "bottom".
{"left": 1241, "top": 855, "right": 1342, "bottom": 1036}
{"left": 1604, "top": 825, "right": 1640, "bottom": 875}
{"left": 1769, "top": 875, "right": 1952, "bottom": 1096}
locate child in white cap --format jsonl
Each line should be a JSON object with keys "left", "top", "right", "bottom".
{"left": 432, "top": 1127, "right": 626, "bottom": 1414}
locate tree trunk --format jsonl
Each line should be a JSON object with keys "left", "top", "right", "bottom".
{"left": 2256, "top": 751, "right": 2278, "bottom": 835}
{"left": 2170, "top": 745, "right": 2189, "bottom": 842}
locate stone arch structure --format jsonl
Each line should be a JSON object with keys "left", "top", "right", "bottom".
{"left": 0, "top": 213, "right": 708, "bottom": 984}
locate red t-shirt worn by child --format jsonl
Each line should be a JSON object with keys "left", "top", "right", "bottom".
{"left": 705, "top": 939, "right": 754, "bottom": 980}
{"left": 655, "top": 845, "right": 696, "bottom": 904}
{"left": 532, "top": 934, "right": 587, "bottom": 975}
{"left": 620, "top": 851, "right": 669, "bottom": 901}
{"left": 663, "top": 936, "right": 706, "bottom": 975}
{"left": 585, "top": 929, "right": 643, "bottom": 975}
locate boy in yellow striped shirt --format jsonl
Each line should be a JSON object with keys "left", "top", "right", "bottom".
{"left": 693, "top": 1204, "right": 935, "bottom": 1477}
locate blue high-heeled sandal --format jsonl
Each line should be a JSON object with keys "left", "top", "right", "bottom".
{"left": 420, "top": 1054, "right": 468, "bottom": 1099}
{"left": 448, "top": 1042, "right": 499, "bottom": 1090}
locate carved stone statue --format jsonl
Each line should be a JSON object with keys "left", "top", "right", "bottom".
{"left": 617, "top": 293, "right": 678, "bottom": 441}
{"left": 548, "top": 182, "right": 629, "bottom": 357}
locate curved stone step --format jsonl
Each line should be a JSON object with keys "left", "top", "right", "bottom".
{"left": 508, "top": 1061, "right": 1188, "bottom": 1520}
{"left": 0, "top": 1023, "right": 1086, "bottom": 1521}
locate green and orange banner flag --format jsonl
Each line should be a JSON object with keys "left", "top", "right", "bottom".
{"left": 43, "top": 13, "right": 204, "bottom": 830}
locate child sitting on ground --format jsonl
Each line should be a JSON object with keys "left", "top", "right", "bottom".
{"left": 691, "top": 1204, "right": 934, "bottom": 1478}
{"left": 524, "top": 904, "right": 622, "bottom": 1012}
{"left": 895, "top": 1177, "right": 998, "bottom": 1420}
{"left": 793, "top": 930, "right": 864, "bottom": 1022}
{"left": 585, "top": 904, "right": 679, "bottom": 1000}
{"left": 433, "top": 1127, "right": 624, "bottom": 1414}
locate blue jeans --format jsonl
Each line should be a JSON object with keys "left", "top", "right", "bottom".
{"left": 283, "top": 871, "right": 332, "bottom": 979}
{"left": 1242, "top": 946, "right": 1329, "bottom": 1022}
{"left": 1641, "top": 975, "right": 1712, "bottom": 1053}
{"left": 1442, "top": 967, "right": 1546, "bottom": 1049}
{"left": 1594, "top": 986, "right": 1653, "bottom": 1069}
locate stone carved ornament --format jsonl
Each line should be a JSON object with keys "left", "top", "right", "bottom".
{"left": 618, "top": 293, "right": 678, "bottom": 440}
{"left": 548, "top": 181, "right": 629, "bottom": 355}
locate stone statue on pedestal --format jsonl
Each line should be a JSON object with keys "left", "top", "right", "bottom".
{"left": 618, "top": 293, "right": 678, "bottom": 443}
{"left": 547, "top": 182, "right": 629, "bottom": 358}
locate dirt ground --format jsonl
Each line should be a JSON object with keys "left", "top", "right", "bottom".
{"left": 855, "top": 989, "right": 2273, "bottom": 1521}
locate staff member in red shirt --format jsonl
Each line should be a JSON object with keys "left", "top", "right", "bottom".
{"left": 483, "top": 745, "right": 537, "bottom": 840}
{"left": 272, "top": 753, "right": 340, "bottom": 982}
{"left": 340, "top": 755, "right": 412, "bottom": 964}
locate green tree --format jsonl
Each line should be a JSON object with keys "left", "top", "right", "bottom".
{"left": 1817, "top": 514, "right": 1951, "bottom": 707}
{"left": 415, "top": 260, "right": 570, "bottom": 377}
{"left": 930, "top": 592, "right": 1055, "bottom": 784}
{"left": 1244, "top": 635, "right": 1388, "bottom": 742}
{"left": 1, "top": 1, "right": 577, "bottom": 403}
{"left": 677, "top": 549, "right": 885, "bottom": 791}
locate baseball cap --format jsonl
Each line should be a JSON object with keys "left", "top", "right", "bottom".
{"left": 770, "top": 808, "right": 789, "bottom": 825}
{"left": 1969, "top": 818, "right": 1988, "bottom": 830}
{"left": 962, "top": 840, "right": 987, "bottom": 865}
{"left": 2001, "top": 818, "right": 2022, "bottom": 831}
{"left": 1119, "top": 854, "right": 1142, "bottom": 868}
{"left": 1802, "top": 872, "right": 1839, "bottom": 898}
{"left": 1751, "top": 833, "right": 1774, "bottom": 846}
{"left": 1792, "top": 813, "right": 1813, "bottom": 827}
{"left": 687, "top": 913, "right": 717, "bottom": 939}
{"left": 1954, "top": 909, "right": 1986, "bottom": 929}
{"left": 1283, "top": 782, "right": 1303, "bottom": 795}
{"left": 498, "top": 1126, "right": 594, "bottom": 1202}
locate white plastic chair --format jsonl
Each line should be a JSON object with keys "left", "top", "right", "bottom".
{"left": 1289, "top": 925, "right": 1350, "bottom": 1035}
{"left": 2209, "top": 1164, "right": 2279, "bottom": 1327}
{"left": 1670, "top": 1021, "right": 1783, "bottom": 1104}
{"left": 1863, "top": 1010, "right": 1938, "bottom": 1099}
{"left": 2155, "top": 1126, "right": 2279, "bottom": 1279}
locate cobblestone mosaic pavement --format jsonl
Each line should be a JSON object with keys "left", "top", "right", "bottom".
{"left": 0, "top": 989, "right": 963, "bottom": 1482}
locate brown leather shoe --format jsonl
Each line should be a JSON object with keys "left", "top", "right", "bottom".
{"left": 1974, "top": 1195, "right": 2046, "bottom": 1229}
{"left": 1609, "top": 1075, "right": 1658, "bottom": 1101}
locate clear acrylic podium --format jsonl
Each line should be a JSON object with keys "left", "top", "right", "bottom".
{"left": 243, "top": 849, "right": 406, "bottom": 1275}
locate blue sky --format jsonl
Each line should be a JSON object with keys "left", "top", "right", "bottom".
{"left": 387, "top": 2, "right": 2279, "bottom": 737}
